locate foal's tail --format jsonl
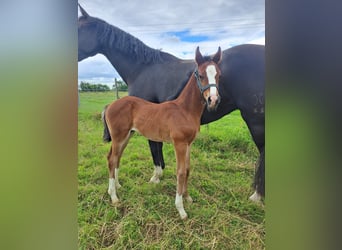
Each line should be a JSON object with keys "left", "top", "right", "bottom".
{"left": 102, "top": 105, "right": 112, "bottom": 142}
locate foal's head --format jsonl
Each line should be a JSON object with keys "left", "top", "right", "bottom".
{"left": 195, "top": 47, "right": 222, "bottom": 111}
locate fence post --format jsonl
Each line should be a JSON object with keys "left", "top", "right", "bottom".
{"left": 114, "top": 78, "right": 119, "bottom": 99}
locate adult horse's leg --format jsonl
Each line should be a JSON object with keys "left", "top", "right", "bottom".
{"left": 173, "top": 142, "right": 190, "bottom": 220}
{"left": 241, "top": 112, "right": 265, "bottom": 202}
{"left": 148, "top": 140, "right": 165, "bottom": 183}
{"left": 250, "top": 145, "right": 265, "bottom": 202}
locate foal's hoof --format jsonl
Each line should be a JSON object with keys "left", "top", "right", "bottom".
{"left": 185, "top": 196, "right": 193, "bottom": 203}
{"left": 111, "top": 197, "right": 120, "bottom": 205}
{"left": 180, "top": 212, "right": 188, "bottom": 220}
{"left": 116, "top": 183, "right": 122, "bottom": 189}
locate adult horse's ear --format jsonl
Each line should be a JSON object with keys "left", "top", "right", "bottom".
{"left": 79, "top": 4, "right": 90, "bottom": 18}
{"left": 195, "top": 46, "right": 205, "bottom": 65}
{"left": 212, "top": 46, "right": 222, "bottom": 64}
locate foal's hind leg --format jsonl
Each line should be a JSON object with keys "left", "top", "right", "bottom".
{"left": 107, "top": 133, "right": 131, "bottom": 204}
{"left": 107, "top": 146, "right": 118, "bottom": 204}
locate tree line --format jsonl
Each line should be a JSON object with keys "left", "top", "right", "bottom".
{"left": 79, "top": 80, "right": 127, "bottom": 92}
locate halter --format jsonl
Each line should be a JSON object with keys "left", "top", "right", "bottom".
{"left": 194, "top": 67, "right": 219, "bottom": 95}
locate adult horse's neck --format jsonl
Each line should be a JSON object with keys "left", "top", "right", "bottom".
{"left": 175, "top": 73, "right": 205, "bottom": 120}
{"left": 97, "top": 20, "right": 179, "bottom": 84}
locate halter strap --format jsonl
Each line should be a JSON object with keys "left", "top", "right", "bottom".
{"left": 194, "top": 67, "right": 218, "bottom": 95}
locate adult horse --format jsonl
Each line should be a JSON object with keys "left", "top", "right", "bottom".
{"left": 78, "top": 5, "right": 265, "bottom": 201}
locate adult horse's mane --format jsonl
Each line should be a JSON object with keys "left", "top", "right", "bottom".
{"left": 78, "top": 15, "right": 177, "bottom": 64}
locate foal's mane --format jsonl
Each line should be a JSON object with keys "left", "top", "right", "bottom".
{"left": 79, "top": 15, "right": 177, "bottom": 64}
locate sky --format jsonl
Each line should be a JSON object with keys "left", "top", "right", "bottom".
{"left": 78, "top": 0, "right": 265, "bottom": 87}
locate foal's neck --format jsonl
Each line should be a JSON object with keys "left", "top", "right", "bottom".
{"left": 175, "top": 74, "right": 205, "bottom": 119}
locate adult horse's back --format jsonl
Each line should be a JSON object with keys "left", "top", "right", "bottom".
{"left": 78, "top": 5, "right": 265, "bottom": 201}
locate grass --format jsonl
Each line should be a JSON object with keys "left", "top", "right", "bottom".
{"left": 78, "top": 91, "right": 265, "bottom": 249}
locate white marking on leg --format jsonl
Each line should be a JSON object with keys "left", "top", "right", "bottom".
{"left": 108, "top": 178, "right": 119, "bottom": 204}
{"left": 115, "top": 168, "right": 121, "bottom": 188}
{"left": 175, "top": 193, "right": 187, "bottom": 219}
{"left": 249, "top": 191, "right": 262, "bottom": 203}
{"left": 149, "top": 166, "right": 163, "bottom": 183}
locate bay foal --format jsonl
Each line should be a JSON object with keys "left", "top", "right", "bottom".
{"left": 103, "top": 47, "right": 222, "bottom": 219}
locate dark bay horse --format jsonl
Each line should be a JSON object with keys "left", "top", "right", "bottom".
{"left": 103, "top": 47, "right": 222, "bottom": 219}
{"left": 78, "top": 5, "right": 264, "bottom": 201}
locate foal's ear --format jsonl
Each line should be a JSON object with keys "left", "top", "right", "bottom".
{"left": 212, "top": 46, "right": 222, "bottom": 64}
{"left": 195, "top": 46, "right": 205, "bottom": 65}
{"left": 79, "top": 4, "right": 90, "bottom": 18}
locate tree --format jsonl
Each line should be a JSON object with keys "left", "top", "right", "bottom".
{"left": 79, "top": 81, "right": 110, "bottom": 92}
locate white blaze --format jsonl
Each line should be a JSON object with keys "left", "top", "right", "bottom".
{"left": 206, "top": 65, "right": 217, "bottom": 96}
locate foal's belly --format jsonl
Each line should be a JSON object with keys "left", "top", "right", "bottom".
{"left": 131, "top": 126, "right": 172, "bottom": 143}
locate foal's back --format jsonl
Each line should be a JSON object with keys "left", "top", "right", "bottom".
{"left": 105, "top": 96, "right": 199, "bottom": 144}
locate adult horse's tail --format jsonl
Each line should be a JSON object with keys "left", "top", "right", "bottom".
{"left": 102, "top": 105, "right": 112, "bottom": 142}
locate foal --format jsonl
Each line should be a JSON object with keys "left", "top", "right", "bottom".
{"left": 103, "top": 47, "right": 222, "bottom": 219}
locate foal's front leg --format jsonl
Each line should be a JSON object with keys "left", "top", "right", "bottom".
{"left": 174, "top": 142, "right": 191, "bottom": 219}
{"left": 183, "top": 144, "right": 193, "bottom": 204}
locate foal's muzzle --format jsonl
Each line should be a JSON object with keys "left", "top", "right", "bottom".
{"left": 206, "top": 94, "right": 221, "bottom": 111}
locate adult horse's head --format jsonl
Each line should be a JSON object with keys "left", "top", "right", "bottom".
{"left": 78, "top": 4, "right": 102, "bottom": 61}
{"left": 195, "top": 46, "right": 222, "bottom": 112}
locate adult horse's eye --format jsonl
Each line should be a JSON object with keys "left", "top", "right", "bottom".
{"left": 199, "top": 75, "right": 204, "bottom": 80}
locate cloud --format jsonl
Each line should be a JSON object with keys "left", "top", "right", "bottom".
{"left": 78, "top": 0, "right": 264, "bottom": 84}
{"left": 78, "top": 55, "right": 119, "bottom": 83}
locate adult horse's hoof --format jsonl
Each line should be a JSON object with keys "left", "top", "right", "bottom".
{"left": 149, "top": 166, "right": 163, "bottom": 183}
{"left": 149, "top": 176, "right": 160, "bottom": 184}
{"left": 249, "top": 191, "right": 262, "bottom": 203}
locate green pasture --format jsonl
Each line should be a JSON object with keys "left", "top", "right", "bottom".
{"left": 78, "top": 91, "right": 265, "bottom": 249}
